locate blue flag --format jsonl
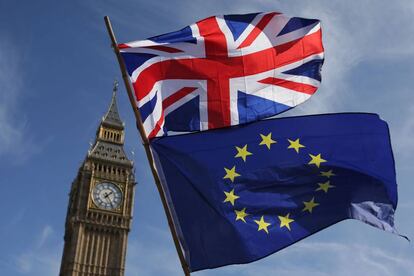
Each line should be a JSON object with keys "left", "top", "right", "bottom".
{"left": 150, "top": 113, "right": 400, "bottom": 272}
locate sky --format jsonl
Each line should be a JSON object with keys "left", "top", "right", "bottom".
{"left": 0, "top": 0, "right": 413, "bottom": 275}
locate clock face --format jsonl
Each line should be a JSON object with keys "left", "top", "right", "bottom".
{"left": 92, "top": 182, "right": 123, "bottom": 210}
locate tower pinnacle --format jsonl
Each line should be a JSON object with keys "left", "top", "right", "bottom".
{"left": 89, "top": 82, "right": 132, "bottom": 166}
{"left": 102, "top": 80, "right": 123, "bottom": 129}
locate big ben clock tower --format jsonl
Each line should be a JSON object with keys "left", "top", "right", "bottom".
{"left": 60, "top": 82, "right": 135, "bottom": 276}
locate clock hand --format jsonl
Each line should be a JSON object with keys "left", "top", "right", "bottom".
{"left": 102, "top": 192, "right": 112, "bottom": 204}
{"left": 105, "top": 195, "right": 112, "bottom": 204}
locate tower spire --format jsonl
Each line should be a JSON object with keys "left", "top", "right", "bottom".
{"left": 88, "top": 81, "right": 132, "bottom": 164}
{"left": 102, "top": 80, "right": 123, "bottom": 129}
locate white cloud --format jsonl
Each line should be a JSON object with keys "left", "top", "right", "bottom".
{"left": 0, "top": 38, "right": 38, "bottom": 164}
{"left": 124, "top": 223, "right": 412, "bottom": 276}
{"left": 13, "top": 225, "right": 61, "bottom": 276}
{"left": 391, "top": 104, "right": 414, "bottom": 159}
{"left": 253, "top": 0, "right": 414, "bottom": 117}
{"left": 197, "top": 241, "right": 414, "bottom": 276}
{"left": 36, "top": 225, "right": 53, "bottom": 249}
{"left": 125, "top": 225, "right": 182, "bottom": 275}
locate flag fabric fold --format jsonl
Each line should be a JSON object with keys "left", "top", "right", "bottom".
{"left": 119, "top": 12, "right": 324, "bottom": 138}
{"left": 150, "top": 113, "right": 399, "bottom": 272}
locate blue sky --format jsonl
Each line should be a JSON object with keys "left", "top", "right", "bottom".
{"left": 0, "top": 0, "right": 413, "bottom": 275}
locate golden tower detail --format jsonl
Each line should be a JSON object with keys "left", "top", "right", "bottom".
{"left": 60, "top": 83, "right": 135, "bottom": 276}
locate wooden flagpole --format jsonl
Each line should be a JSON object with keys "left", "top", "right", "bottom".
{"left": 104, "top": 16, "right": 191, "bottom": 276}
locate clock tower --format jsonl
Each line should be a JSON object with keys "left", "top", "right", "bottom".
{"left": 60, "top": 82, "right": 135, "bottom": 276}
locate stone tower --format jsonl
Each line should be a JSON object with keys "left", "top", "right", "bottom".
{"left": 60, "top": 82, "right": 135, "bottom": 276}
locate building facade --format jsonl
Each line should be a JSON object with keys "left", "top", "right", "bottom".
{"left": 60, "top": 83, "right": 135, "bottom": 276}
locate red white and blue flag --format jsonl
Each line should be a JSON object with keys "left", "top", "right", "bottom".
{"left": 119, "top": 12, "right": 324, "bottom": 138}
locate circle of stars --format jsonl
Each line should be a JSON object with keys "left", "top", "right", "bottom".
{"left": 222, "top": 131, "right": 337, "bottom": 235}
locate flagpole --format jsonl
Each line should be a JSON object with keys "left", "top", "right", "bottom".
{"left": 104, "top": 16, "right": 191, "bottom": 276}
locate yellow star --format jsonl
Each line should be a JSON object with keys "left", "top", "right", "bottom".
{"left": 235, "top": 145, "right": 253, "bottom": 162}
{"left": 223, "top": 189, "right": 239, "bottom": 206}
{"left": 278, "top": 213, "right": 294, "bottom": 231}
{"left": 254, "top": 215, "right": 271, "bottom": 234}
{"left": 287, "top": 138, "right": 305, "bottom": 153}
{"left": 320, "top": 169, "right": 336, "bottom": 178}
{"left": 308, "top": 153, "right": 327, "bottom": 168}
{"left": 316, "top": 180, "right": 335, "bottom": 193}
{"left": 259, "top": 133, "right": 277, "bottom": 149}
{"left": 302, "top": 197, "right": 320, "bottom": 213}
{"left": 235, "top": 208, "right": 249, "bottom": 223}
{"left": 223, "top": 166, "right": 240, "bottom": 182}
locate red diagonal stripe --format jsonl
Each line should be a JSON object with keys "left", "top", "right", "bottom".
{"left": 259, "top": 77, "right": 318, "bottom": 95}
{"left": 118, "top": 43, "right": 130, "bottom": 49}
{"left": 148, "top": 110, "right": 165, "bottom": 139}
{"left": 237, "top": 12, "right": 279, "bottom": 49}
{"left": 242, "top": 29, "right": 323, "bottom": 75}
{"left": 162, "top": 87, "right": 198, "bottom": 109}
{"left": 142, "top": 45, "right": 183, "bottom": 53}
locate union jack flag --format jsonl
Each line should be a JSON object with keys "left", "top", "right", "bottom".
{"left": 119, "top": 12, "right": 324, "bottom": 138}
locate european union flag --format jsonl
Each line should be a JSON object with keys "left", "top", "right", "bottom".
{"left": 150, "top": 113, "right": 400, "bottom": 272}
